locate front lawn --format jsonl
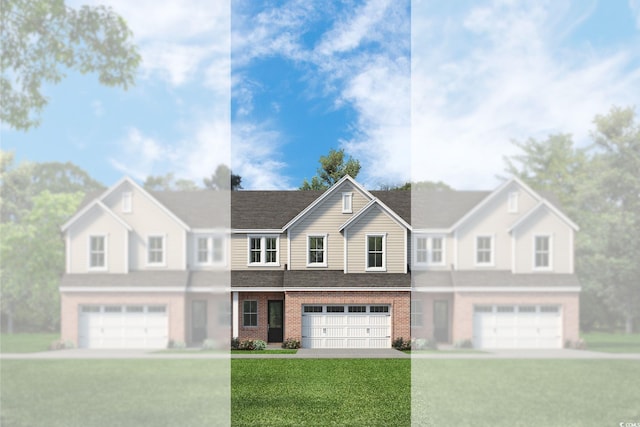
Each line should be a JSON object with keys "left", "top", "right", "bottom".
{"left": 0, "top": 333, "right": 58, "bottom": 353}
{"left": 582, "top": 332, "right": 640, "bottom": 353}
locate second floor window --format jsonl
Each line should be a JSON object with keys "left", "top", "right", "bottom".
{"left": 248, "top": 236, "right": 279, "bottom": 266}
{"left": 415, "top": 236, "right": 445, "bottom": 266}
{"left": 367, "top": 234, "right": 385, "bottom": 271}
{"left": 89, "top": 235, "right": 106, "bottom": 269}
{"left": 197, "top": 236, "right": 224, "bottom": 265}
{"left": 307, "top": 235, "right": 327, "bottom": 267}
{"left": 148, "top": 236, "right": 165, "bottom": 265}
{"left": 534, "top": 235, "right": 551, "bottom": 269}
{"left": 476, "top": 236, "right": 493, "bottom": 265}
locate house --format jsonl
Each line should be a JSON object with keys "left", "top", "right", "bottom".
{"left": 59, "top": 175, "right": 580, "bottom": 349}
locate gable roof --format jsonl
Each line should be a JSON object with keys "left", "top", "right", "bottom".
{"left": 338, "top": 198, "right": 411, "bottom": 231}
{"left": 508, "top": 199, "right": 579, "bottom": 232}
{"left": 411, "top": 190, "right": 488, "bottom": 229}
{"left": 61, "top": 200, "right": 133, "bottom": 232}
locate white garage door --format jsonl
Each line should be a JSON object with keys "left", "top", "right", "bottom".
{"left": 78, "top": 305, "right": 168, "bottom": 349}
{"left": 301, "top": 305, "right": 391, "bottom": 349}
{"left": 473, "top": 305, "right": 562, "bottom": 349}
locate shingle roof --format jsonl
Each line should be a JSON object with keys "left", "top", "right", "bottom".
{"left": 230, "top": 270, "right": 410, "bottom": 288}
{"left": 411, "top": 190, "right": 489, "bottom": 228}
{"left": 231, "top": 191, "right": 323, "bottom": 229}
{"left": 151, "top": 191, "right": 228, "bottom": 229}
{"left": 412, "top": 271, "right": 581, "bottom": 288}
{"left": 60, "top": 271, "right": 190, "bottom": 288}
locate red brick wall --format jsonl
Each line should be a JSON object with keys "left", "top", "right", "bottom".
{"left": 284, "top": 291, "right": 411, "bottom": 343}
{"left": 237, "top": 292, "right": 285, "bottom": 342}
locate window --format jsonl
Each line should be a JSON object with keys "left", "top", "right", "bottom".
{"left": 122, "top": 192, "right": 132, "bottom": 213}
{"left": 474, "top": 305, "right": 492, "bottom": 313}
{"left": 348, "top": 306, "right": 366, "bottom": 313}
{"left": 148, "top": 305, "right": 166, "bottom": 313}
{"left": 326, "top": 306, "right": 345, "bottom": 313}
{"left": 147, "top": 235, "right": 165, "bottom": 265}
{"left": 508, "top": 191, "right": 519, "bottom": 213}
{"left": 248, "top": 236, "right": 279, "bottom": 266}
{"left": 534, "top": 235, "right": 551, "bottom": 269}
{"left": 89, "top": 235, "right": 106, "bottom": 269}
{"left": 243, "top": 300, "right": 257, "bottom": 326}
{"left": 307, "top": 235, "right": 327, "bottom": 267}
{"left": 304, "top": 306, "right": 323, "bottom": 313}
{"left": 476, "top": 236, "right": 493, "bottom": 265}
{"left": 81, "top": 306, "right": 100, "bottom": 313}
{"left": 370, "top": 306, "right": 389, "bottom": 313}
{"left": 196, "top": 236, "right": 225, "bottom": 265}
{"left": 411, "top": 300, "right": 423, "bottom": 327}
{"left": 415, "top": 236, "right": 445, "bottom": 266}
{"left": 366, "top": 234, "right": 386, "bottom": 271}
{"left": 342, "top": 192, "right": 353, "bottom": 213}
{"left": 126, "top": 306, "right": 143, "bottom": 313}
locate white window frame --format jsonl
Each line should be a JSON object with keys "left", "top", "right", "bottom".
{"left": 195, "top": 235, "right": 226, "bottom": 266}
{"left": 365, "top": 233, "right": 386, "bottom": 272}
{"left": 508, "top": 191, "right": 519, "bottom": 213}
{"left": 342, "top": 192, "right": 353, "bottom": 214}
{"left": 475, "top": 235, "right": 494, "bottom": 267}
{"left": 247, "top": 235, "right": 280, "bottom": 266}
{"left": 414, "top": 235, "right": 446, "bottom": 267}
{"left": 307, "top": 234, "right": 328, "bottom": 267}
{"left": 533, "top": 234, "right": 553, "bottom": 271}
{"left": 147, "top": 234, "right": 166, "bottom": 267}
{"left": 242, "top": 300, "right": 258, "bottom": 327}
{"left": 88, "top": 234, "right": 107, "bottom": 271}
{"left": 122, "top": 192, "right": 132, "bottom": 213}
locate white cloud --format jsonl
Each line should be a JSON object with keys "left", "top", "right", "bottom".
{"left": 630, "top": 0, "right": 640, "bottom": 28}
{"left": 411, "top": 0, "right": 640, "bottom": 190}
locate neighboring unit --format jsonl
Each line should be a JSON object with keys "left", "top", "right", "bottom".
{"left": 59, "top": 175, "right": 580, "bottom": 349}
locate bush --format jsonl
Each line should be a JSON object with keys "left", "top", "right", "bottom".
{"left": 231, "top": 337, "right": 240, "bottom": 350}
{"left": 412, "top": 338, "right": 437, "bottom": 350}
{"left": 49, "top": 340, "right": 75, "bottom": 350}
{"left": 281, "top": 338, "right": 301, "bottom": 349}
{"left": 201, "top": 339, "right": 217, "bottom": 350}
{"left": 167, "top": 339, "right": 186, "bottom": 349}
{"left": 564, "top": 338, "right": 587, "bottom": 350}
{"left": 392, "top": 337, "right": 411, "bottom": 351}
{"left": 454, "top": 339, "right": 473, "bottom": 349}
{"left": 238, "top": 339, "right": 267, "bottom": 351}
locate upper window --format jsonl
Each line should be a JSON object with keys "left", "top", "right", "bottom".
{"left": 89, "top": 235, "right": 106, "bottom": 269}
{"left": 475, "top": 235, "right": 494, "bottom": 266}
{"left": 122, "top": 192, "right": 132, "bottom": 213}
{"left": 342, "top": 192, "right": 353, "bottom": 213}
{"left": 243, "top": 300, "right": 257, "bottom": 327}
{"left": 147, "top": 235, "right": 165, "bottom": 266}
{"left": 366, "top": 234, "right": 386, "bottom": 271}
{"left": 248, "top": 236, "right": 279, "bottom": 266}
{"left": 196, "top": 235, "right": 225, "bottom": 266}
{"left": 534, "top": 235, "right": 552, "bottom": 269}
{"left": 411, "top": 300, "right": 423, "bottom": 327}
{"left": 307, "top": 235, "right": 327, "bottom": 267}
{"left": 508, "top": 191, "right": 519, "bottom": 213}
{"left": 415, "top": 236, "right": 445, "bottom": 266}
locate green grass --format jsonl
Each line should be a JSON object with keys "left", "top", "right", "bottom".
{"left": 582, "top": 332, "right": 640, "bottom": 353}
{"left": 0, "top": 333, "right": 58, "bottom": 353}
{"left": 231, "top": 349, "right": 297, "bottom": 354}
{"left": 232, "top": 359, "right": 411, "bottom": 426}
{"left": 412, "top": 360, "right": 640, "bottom": 427}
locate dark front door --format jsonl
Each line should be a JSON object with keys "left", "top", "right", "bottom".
{"left": 268, "top": 300, "right": 284, "bottom": 343}
{"left": 433, "top": 300, "right": 449, "bottom": 343}
{"left": 192, "top": 300, "right": 207, "bottom": 344}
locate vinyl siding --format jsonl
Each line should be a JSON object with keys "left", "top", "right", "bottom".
{"left": 230, "top": 233, "right": 287, "bottom": 270}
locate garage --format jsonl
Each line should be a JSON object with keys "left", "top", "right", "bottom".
{"left": 473, "top": 305, "right": 562, "bottom": 349}
{"left": 78, "top": 305, "right": 168, "bottom": 349}
{"left": 301, "top": 304, "right": 391, "bottom": 348}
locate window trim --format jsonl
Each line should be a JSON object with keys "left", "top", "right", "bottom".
{"left": 195, "top": 234, "right": 226, "bottom": 267}
{"left": 88, "top": 234, "right": 108, "bottom": 271}
{"left": 247, "top": 235, "right": 280, "bottom": 267}
{"left": 146, "top": 234, "right": 166, "bottom": 267}
{"left": 475, "top": 235, "right": 495, "bottom": 267}
{"left": 342, "top": 192, "right": 353, "bottom": 214}
{"left": 365, "top": 233, "right": 387, "bottom": 272}
{"left": 533, "top": 234, "right": 553, "bottom": 271}
{"left": 122, "top": 192, "right": 132, "bottom": 213}
{"left": 306, "top": 234, "right": 328, "bottom": 267}
{"left": 242, "top": 300, "right": 258, "bottom": 327}
{"left": 507, "top": 191, "right": 519, "bottom": 213}
{"left": 414, "top": 235, "right": 446, "bottom": 267}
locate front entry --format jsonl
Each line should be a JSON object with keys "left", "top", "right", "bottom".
{"left": 433, "top": 300, "right": 449, "bottom": 343}
{"left": 191, "top": 300, "right": 207, "bottom": 344}
{"left": 267, "top": 300, "right": 284, "bottom": 342}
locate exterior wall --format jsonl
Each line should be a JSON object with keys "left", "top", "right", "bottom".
{"left": 411, "top": 233, "right": 453, "bottom": 271}
{"left": 345, "top": 206, "right": 406, "bottom": 273}
{"left": 513, "top": 208, "right": 573, "bottom": 273}
{"left": 187, "top": 232, "right": 230, "bottom": 270}
{"left": 236, "top": 292, "right": 285, "bottom": 341}
{"left": 410, "top": 293, "right": 454, "bottom": 342}
{"left": 101, "top": 181, "right": 187, "bottom": 271}
{"left": 185, "top": 293, "right": 229, "bottom": 345}
{"left": 456, "top": 182, "right": 540, "bottom": 271}
{"left": 60, "top": 292, "right": 187, "bottom": 346}
{"left": 289, "top": 181, "right": 371, "bottom": 270}
{"left": 67, "top": 206, "right": 128, "bottom": 273}
{"left": 284, "top": 291, "right": 411, "bottom": 345}
{"left": 450, "top": 292, "right": 580, "bottom": 344}
{"left": 230, "top": 233, "right": 287, "bottom": 270}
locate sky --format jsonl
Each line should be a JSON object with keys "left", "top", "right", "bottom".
{"left": 2, "top": 0, "right": 640, "bottom": 190}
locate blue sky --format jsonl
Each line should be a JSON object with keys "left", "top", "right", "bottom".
{"left": 2, "top": 0, "right": 639, "bottom": 190}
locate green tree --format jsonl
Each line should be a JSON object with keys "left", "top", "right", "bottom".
{"left": 379, "top": 181, "right": 453, "bottom": 191}
{"left": 1, "top": 0, "right": 141, "bottom": 130}
{"left": 203, "top": 164, "right": 243, "bottom": 191}
{"left": 300, "top": 148, "right": 361, "bottom": 190}
{"left": 143, "top": 173, "right": 199, "bottom": 191}
{"left": 1, "top": 191, "right": 84, "bottom": 333}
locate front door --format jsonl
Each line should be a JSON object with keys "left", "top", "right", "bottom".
{"left": 433, "top": 300, "right": 449, "bottom": 343}
{"left": 191, "top": 300, "right": 207, "bottom": 344}
{"left": 267, "top": 300, "right": 284, "bottom": 343}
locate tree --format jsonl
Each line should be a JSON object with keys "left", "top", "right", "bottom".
{"left": 203, "top": 164, "right": 243, "bottom": 191}
{"left": 143, "top": 173, "right": 199, "bottom": 191}
{"left": 379, "top": 181, "right": 453, "bottom": 191}
{"left": 300, "top": 148, "right": 361, "bottom": 190}
{"left": 1, "top": 0, "right": 141, "bottom": 130}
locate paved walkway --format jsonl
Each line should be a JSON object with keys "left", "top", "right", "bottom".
{"left": 1, "top": 348, "right": 639, "bottom": 360}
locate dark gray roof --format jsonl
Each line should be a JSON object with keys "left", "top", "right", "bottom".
{"left": 412, "top": 271, "right": 581, "bottom": 288}
{"left": 231, "top": 271, "right": 285, "bottom": 288}
{"left": 60, "top": 271, "right": 190, "bottom": 288}
{"left": 283, "top": 270, "right": 410, "bottom": 288}
{"left": 371, "top": 191, "right": 411, "bottom": 224}
{"left": 189, "top": 271, "right": 230, "bottom": 288}
{"left": 231, "top": 191, "right": 322, "bottom": 229}
{"left": 411, "top": 190, "right": 489, "bottom": 228}
{"left": 151, "top": 191, "right": 228, "bottom": 229}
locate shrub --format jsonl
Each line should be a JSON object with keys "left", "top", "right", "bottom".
{"left": 281, "top": 338, "right": 301, "bottom": 349}
{"left": 454, "top": 339, "right": 473, "bottom": 349}
{"left": 49, "top": 340, "right": 75, "bottom": 350}
{"left": 201, "top": 339, "right": 217, "bottom": 350}
{"left": 231, "top": 337, "right": 240, "bottom": 350}
{"left": 392, "top": 337, "right": 411, "bottom": 351}
{"left": 412, "top": 338, "right": 437, "bottom": 350}
{"left": 238, "top": 339, "right": 267, "bottom": 351}
{"left": 564, "top": 338, "right": 587, "bottom": 350}
{"left": 167, "top": 339, "right": 186, "bottom": 349}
